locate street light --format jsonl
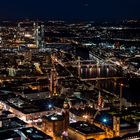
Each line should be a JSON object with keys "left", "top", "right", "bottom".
{"left": 83, "top": 115, "right": 88, "bottom": 120}
{"left": 48, "top": 104, "right": 52, "bottom": 109}
{"left": 102, "top": 118, "right": 108, "bottom": 123}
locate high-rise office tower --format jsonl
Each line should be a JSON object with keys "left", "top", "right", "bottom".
{"left": 34, "top": 22, "right": 45, "bottom": 48}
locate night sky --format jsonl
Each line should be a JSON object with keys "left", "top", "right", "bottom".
{"left": 0, "top": 0, "right": 140, "bottom": 21}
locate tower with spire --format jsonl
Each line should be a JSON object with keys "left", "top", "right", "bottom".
{"left": 62, "top": 98, "right": 70, "bottom": 130}
{"left": 97, "top": 91, "right": 104, "bottom": 111}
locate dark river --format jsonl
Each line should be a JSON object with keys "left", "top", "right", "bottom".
{"left": 80, "top": 66, "right": 140, "bottom": 104}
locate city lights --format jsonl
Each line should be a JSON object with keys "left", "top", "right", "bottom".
{"left": 0, "top": 14, "right": 139, "bottom": 140}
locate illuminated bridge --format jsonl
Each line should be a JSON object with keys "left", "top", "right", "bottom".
{"left": 51, "top": 55, "right": 122, "bottom": 81}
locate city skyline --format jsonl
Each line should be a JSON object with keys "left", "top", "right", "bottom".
{"left": 0, "top": 1, "right": 140, "bottom": 139}
{"left": 0, "top": 0, "right": 140, "bottom": 21}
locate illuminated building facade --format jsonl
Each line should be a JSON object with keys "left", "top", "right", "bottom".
{"left": 42, "top": 114, "right": 66, "bottom": 139}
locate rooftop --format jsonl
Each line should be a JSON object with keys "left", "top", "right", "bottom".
{"left": 0, "top": 117, "right": 26, "bottom": 132}
{"left": 43, "top": 113, "right": 64, "bottom": 121}
{"left": 70, "top": 107, "right": 96, "bottom": 117}
{"left": 19, "top": 127, "right": 52, "bottom": 140}
{"left": 2, "top": 96, "right": 52, "bottom": 114}
{"left": 5, "top": 97, "right": 41, "bottom": 114}
{"left": 69, "top": 121, "right": 105, "bottom": 135}
{"left": 95, "top": 112, "right": 138, "bottom": 130}
{"left": 0, "top": 130, "right": 21, "bottom": 139}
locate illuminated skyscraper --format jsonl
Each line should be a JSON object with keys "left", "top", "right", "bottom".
{"left": 34, "top": 22, "right": 45, "bottom": 48}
